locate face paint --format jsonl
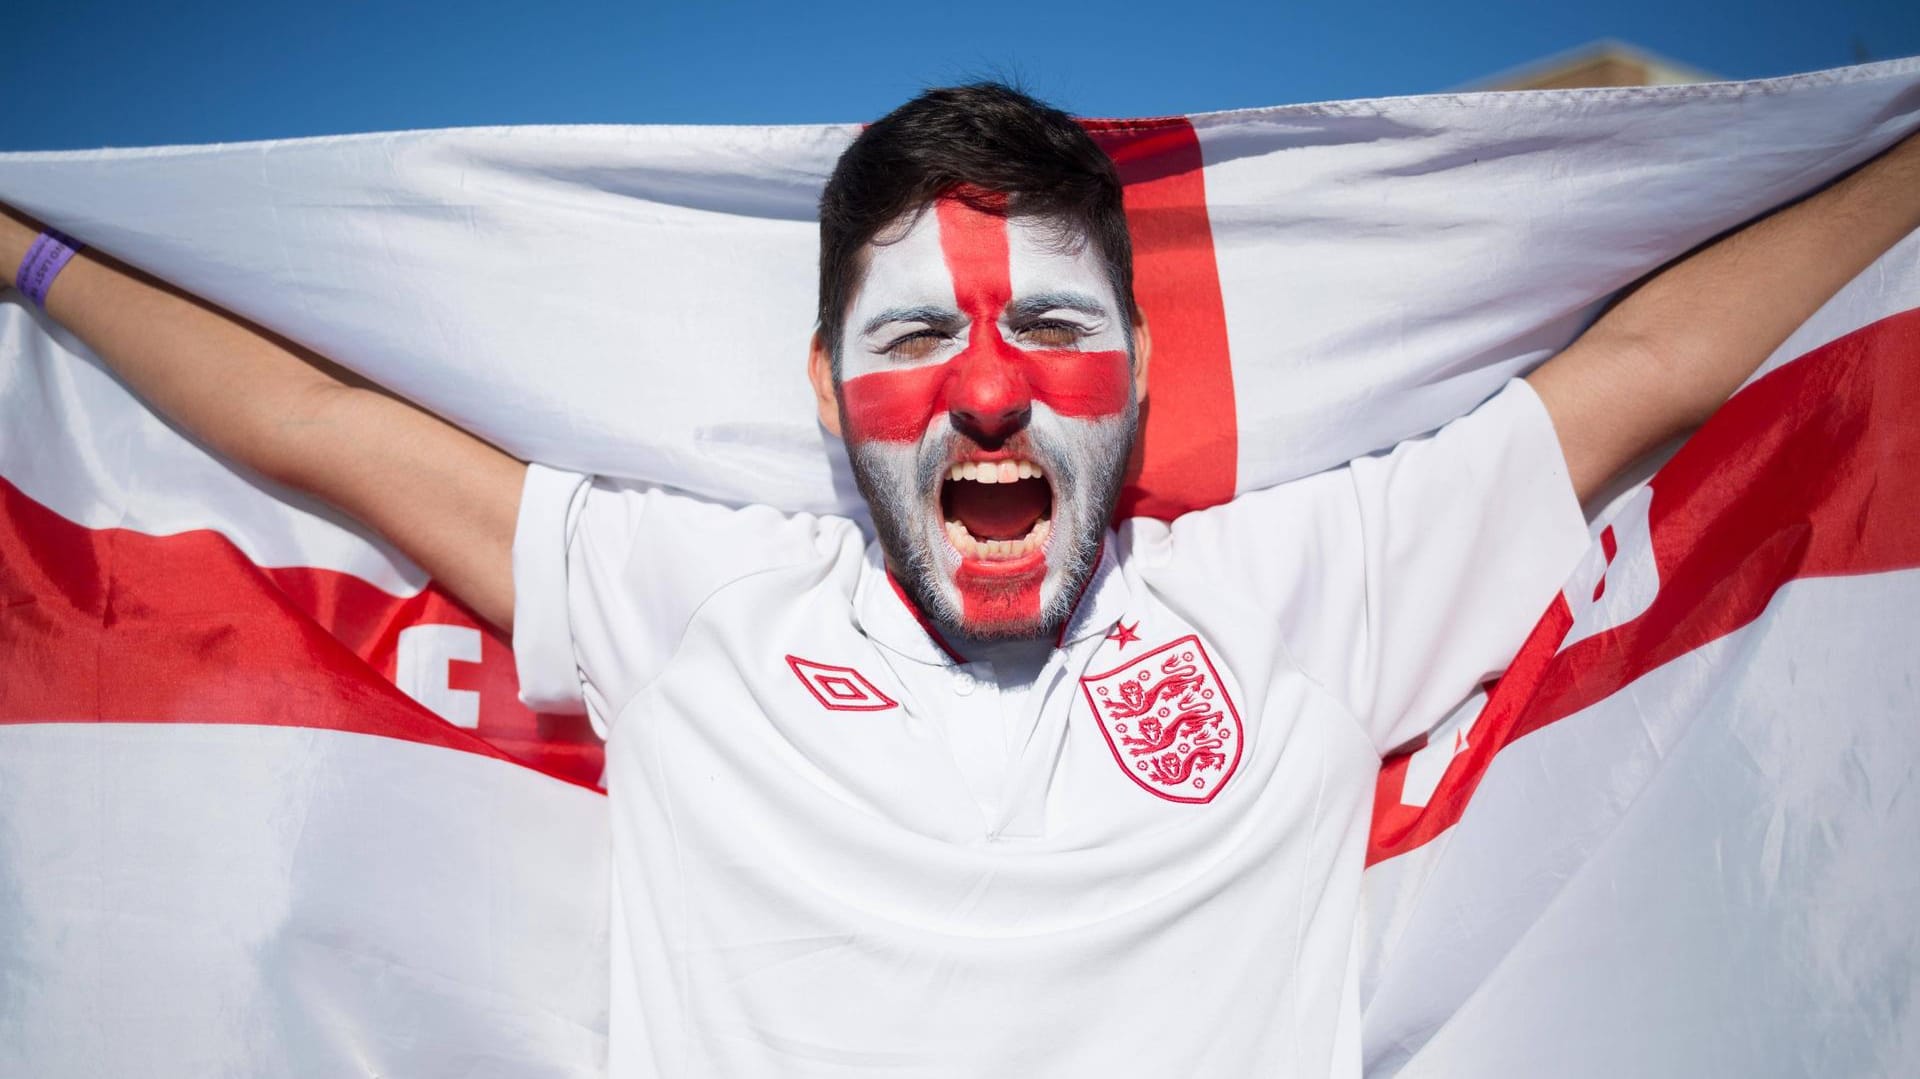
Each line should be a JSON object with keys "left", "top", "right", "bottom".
{"left": 837, "top": 194, "right": 1138, "bottom": 642}
{"left": 840, "top": 198, "right": 1133, "bottom": 444}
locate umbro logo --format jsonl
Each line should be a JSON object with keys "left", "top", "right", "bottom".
{"left": 785, "top": 655, "right": 899, "bottom": 712}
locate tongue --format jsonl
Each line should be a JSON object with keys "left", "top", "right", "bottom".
{"left": 947, "top": 477, "right": 1050, "bottom": 541}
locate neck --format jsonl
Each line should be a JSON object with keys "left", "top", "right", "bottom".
{"left": 949, "top": 632, "right": 1053, "bottom": 672}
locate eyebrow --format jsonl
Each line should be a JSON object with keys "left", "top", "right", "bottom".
{"left": 860, "top": 305, "right": 960, "bottom": 338}
{"left": 1006, "top": 291, "right": 1111, "bottom": 320}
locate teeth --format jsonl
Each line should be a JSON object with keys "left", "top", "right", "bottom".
{"left": 943, "top": 516, "right": 1052, "bottom": 562}
{"left": 945, "top": 459, "right": 1045, "bottom": 485}
{"left": 940, "top": 459, "right": 1053, "bottom": 562}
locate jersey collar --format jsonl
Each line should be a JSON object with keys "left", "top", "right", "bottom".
{"left": 851, "top": 537, "right": 1130, "bottom": 666}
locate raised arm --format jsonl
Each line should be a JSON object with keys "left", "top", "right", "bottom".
{"left": 1528, "top": 132, "right": 1920, "bottom": 503}
{"left": 2, "top": 207, "right": 524, "bottom": 631}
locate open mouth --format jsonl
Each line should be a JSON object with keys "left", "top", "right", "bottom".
{"left": 940, "top": 458, "right": 1053, "bottom": 562}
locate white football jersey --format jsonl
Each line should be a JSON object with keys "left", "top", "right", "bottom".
{"left": 512, "top": 379, "right": 1588, "bottom": 1077}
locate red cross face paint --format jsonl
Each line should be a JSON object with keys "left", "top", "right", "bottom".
{"left": 838, "top": 195, "right": 1139, "bottom": 642}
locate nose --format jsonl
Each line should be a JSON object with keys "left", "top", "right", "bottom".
{"left": 946, "top": 338, "right": 1031, "bottom": 444}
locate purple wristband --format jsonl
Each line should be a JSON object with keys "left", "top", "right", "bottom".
{"left": 14, "top": 228, "right": 85, "bottom": 308}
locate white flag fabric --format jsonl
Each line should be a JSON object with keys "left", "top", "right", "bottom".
{"left": 1360, "top": 274, "right": 1920, "bottom": 1076}
{"left": 2, "top": 59, "right": 1918, "bottom": 1076}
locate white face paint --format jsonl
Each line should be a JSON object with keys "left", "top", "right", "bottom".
{"left": 836, "top": 197, "right": 1138, "bottom": 642}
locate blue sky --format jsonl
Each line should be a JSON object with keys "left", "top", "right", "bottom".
{"left": 4, "top": 0, "right": 1917, "bottom": 150}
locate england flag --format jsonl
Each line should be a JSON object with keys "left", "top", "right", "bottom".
{"left": 3, "top": 57, "right": 1918, "bottom": 1077}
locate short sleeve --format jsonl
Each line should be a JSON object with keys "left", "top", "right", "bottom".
{"left": 511, "top": 464, "right": 839, "bottom": 736}
{"left": 1156, "top": 379, "right": 1590, "bottom": 756}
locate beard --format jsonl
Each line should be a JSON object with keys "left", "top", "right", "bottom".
{"left": 846, "top": 400, "right": 1137, "bottom": 644}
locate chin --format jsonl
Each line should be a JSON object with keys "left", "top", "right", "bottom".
{"left": 850, "top": 405, "right": 1134, "bottom": 645}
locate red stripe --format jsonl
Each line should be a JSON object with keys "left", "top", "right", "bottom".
{"left": 0, "top": 484, "right": 605, "bottom": 792}
{"left": 1590, "top": 525, "right": 1618, "bottom": 600}
{"left": 1085, "top": 118, "right": 1238, "bottom": 520}
{"left": 839, "top": 345, "right": 1133, "bottom": 442}
{"left": 1369, "top": 307, "right": 1920, "bottom": 864}
{"left": 937, "top": 191, "right": 1014, "bottom": 327}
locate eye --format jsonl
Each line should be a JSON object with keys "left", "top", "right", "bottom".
{"left": 1017, "top": 320, "right": 1086, "bottom": 348}
{"left": 883, "top": 329, "right": 949, "bottom": 362}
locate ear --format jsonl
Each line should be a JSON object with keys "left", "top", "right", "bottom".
{"left": 1131, "top": 314, "right": 1152, "bottom": 405}
{"left": 808, "top": 331, "right": 843, "bottom": 438}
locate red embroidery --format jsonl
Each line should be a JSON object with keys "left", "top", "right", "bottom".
{"left": 1081, "top": 634, "right": 1243, "bottom": 804}
{"left": 1106, "top": 620, "right": 1141, "bottom": 649}
{"left": 786, "top": 655, "right": 899, "bottom": 712}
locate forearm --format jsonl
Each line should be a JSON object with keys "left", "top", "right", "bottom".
{"left": 1590, "top": 135, "right": 1918, "bottom": 417}
{"left": 1531, "top": 133, "right": 1920, "bottom": 500}
{"left": 2, "top": 208, "right": 524, "bottom": 629}
{"left": 4, "top": 208, "right": 366, "bottom": 488}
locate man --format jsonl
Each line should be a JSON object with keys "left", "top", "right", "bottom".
{"left": 5, "top": 83, "right": 1916, "bottom": 1075}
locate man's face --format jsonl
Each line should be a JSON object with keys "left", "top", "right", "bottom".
{"left": 818, "top": 194, "right": 1142, "bottom": 642}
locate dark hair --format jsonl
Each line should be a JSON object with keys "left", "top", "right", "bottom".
{"left": 816, "top": 82, "right": 1135, "bottom": 367}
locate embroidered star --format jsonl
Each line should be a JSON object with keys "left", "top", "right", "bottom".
{"left": 1106, "top": 620, "right": 1141, "bottom": 649}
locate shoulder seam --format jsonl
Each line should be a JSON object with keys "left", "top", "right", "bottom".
{"left": 608, "top": 520, "right": 859, "bottom": 723}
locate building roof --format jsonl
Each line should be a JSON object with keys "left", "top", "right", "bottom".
{"left": 1462, "top": 39, "right": 1720, "bottom": 91}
